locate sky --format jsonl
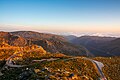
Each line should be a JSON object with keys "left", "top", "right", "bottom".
{"left": 0, "top": 0, "right": 120, "bottom": 35}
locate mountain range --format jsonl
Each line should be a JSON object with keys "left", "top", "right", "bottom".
{"left": 0, "top": 31, "right": 120, "bottom": 56}
{"left": 68, "top": 35, "right": 120, "bottom": 56}
{"left": 0, "top": 31, "right": 88, "bottom": 56}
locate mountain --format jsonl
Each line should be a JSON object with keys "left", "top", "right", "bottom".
{"left": 101, "top": 38, "right": 120, "bottom": 56}
{"left": 71, "top": 36, "right": 115, "bottom": 46}
{"left": 63, "top": 35, "right": 77, "bottom": 41}
{"left": 11, "top": 31, "right": 67, "bottom": 42}
{"left": 0, "top": 31, "right": 27, "bottom": 46}
{"left": 1, "top": 31, "right": 119, "bottom": 56}
{"left": 70, "top": 36, "right": 120, "bottom": 56}
{"left": 8, "top": 31, "right": 88, "bottom": 56}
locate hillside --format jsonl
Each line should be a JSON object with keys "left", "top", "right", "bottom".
{"left": 101, "top": 38, "right": 120, "bottom": 56}
{"left": 0, "top": 31, "right": 27, "bottom": 46}
{"left": 63, "top": 35, "right": 77, "bottom": 41}
{"left": 93, "top": 57, "right": 120, "bottom": 80}
{"left": 0, "top": 31, "right": 88, "bottom": 56}
{"left": 0, "top": 35, "right": 119, "bottom": 80}
{"left": 11, "top": 31, "right": 67, "bottom": 42}
{"left": 0, "top": 45, "right": 100, "bottom": 80}
{"left": 70, "top": 36, "right": 120, "bottom": 56}
{"left": 11, "top": 31, "right": 88, "bottom": 56}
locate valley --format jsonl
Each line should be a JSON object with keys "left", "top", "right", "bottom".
{"left": 1, "top": 0, "right": 120, "bottom": 80}
{"left": 0, "top": 31, "right": 120, "bottom": 80}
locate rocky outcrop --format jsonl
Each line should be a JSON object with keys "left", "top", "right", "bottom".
{"left": 0, "top": 31, "right": 27, "bottom": 46}
{"left": 33, "top": 39, "right": 86, "bottom": 56}
{"left": 9, "top": 35, "right": 27, "bottom": 46}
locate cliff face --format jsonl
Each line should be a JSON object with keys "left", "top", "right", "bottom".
{"left": 9, "top": 35, "right": 27, "bottom": 46}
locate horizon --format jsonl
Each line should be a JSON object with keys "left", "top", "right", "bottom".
{"left": 0, "top": 30, "right": 120, "bottom": 38}
{"left": 0, "top": 0, "right": 120, "bottom": 33}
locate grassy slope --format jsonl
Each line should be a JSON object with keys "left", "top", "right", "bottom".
{"left": 0, "top": 45, "right": 99, "bottom": 80}
{"left": 93, "top": 57, "right": 120, "bottom": 80}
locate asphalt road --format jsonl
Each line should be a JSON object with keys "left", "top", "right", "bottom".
{"left": 84, "top": 58, "right": 107, "bottom": 80}
{"left": 3, "top": 48, "right": 107, "bottom": 80}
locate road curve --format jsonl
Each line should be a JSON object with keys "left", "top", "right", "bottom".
{"left": 6, "top": 48, "right": 40, "bottom": 67}
{"left": 84, "top": 58, "right": 107, "bottom": 80}
{"left": 4, "top": 48, "right": 107, "bottom": 80}
{"left": 6, "top": 48, "right": 59, "bottom": 68}
{"left": 58, "top": 57, "right": 107, "bottom": 80}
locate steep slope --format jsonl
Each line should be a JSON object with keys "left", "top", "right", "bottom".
{"left": 63, "top": 35, "right": 77, "bottom": 41}
{"left": 11, "top": 31, "right": 88, "bottom": 56}
{"left": 0, "top": 32, "right": 12, "bottom": 43}
{"left": 94, "top": 57, "right": 120, "bottom": 80}
{"left": 11, "top": 31, "right": 67, "bottom": 42}
{"left": 71, "top": 36, "right": 115, "bottom": 47}
{"left": 0, "top": 31, "right": 27, "bottom": 46}
{"left": 32, "top": 39, "right": 87, "bottom": 56}
{"left": 101, "top": 38, "right": 120, "bottom": 56}
{"left": 71, "top": 36, "right": 117, "bottom": 56}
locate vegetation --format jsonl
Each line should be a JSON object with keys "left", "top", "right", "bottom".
{"left": 93, "top": 57, "right": 120, "bottom": 80}
{"left": 0, "top": 44, "right": 100, "bottom": 80}
{"left": 33, "top": 58, "right": 100, "bottom": 80}
{"left": 0, "top": 57, "right": 100, "bottom": 80}
{"left": 0, "top": 31, "right": 88, "bottom": 56}
{"left": 0, "top": 42, "right": 120, "bottom": 80}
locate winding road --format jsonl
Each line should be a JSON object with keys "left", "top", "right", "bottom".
{"left": 5, "top": 48, "right": 59, "bottom": 67}
{"left": 93, "top": 61, "right": 106, "bottom": 80}
{"left": 0, "top": 48, "right": 107, "bottom": 80}
{"left": 84, "top": 58, "right": 107, "bottom": 80}
{"left": 62, "top": 57, "right": 107, "bottom": 80}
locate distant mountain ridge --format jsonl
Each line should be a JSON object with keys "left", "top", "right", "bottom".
{"left": 1, "top": 31, "right": 119, "bottom": 56}
{"left": 11, "top": 31, "right": 67, "bottom": 42}
{"left": 69, "top": 36, "right": 120, "bottom": 56}
{"left": 63, "top": 35, "right": 77, "bottom": 41}
{"left": 0, "top": 31, "right": 88, "bottom": 56}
